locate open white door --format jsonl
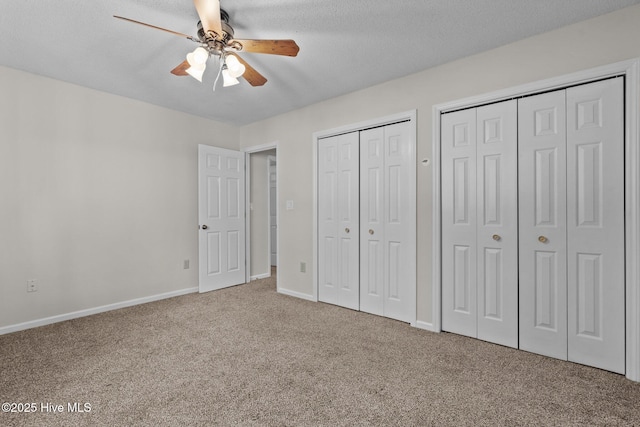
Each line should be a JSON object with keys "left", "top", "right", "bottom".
{"left": 269, "top": 155, "right": 277, "bottom": 267}
{"left": 198, "top": 144, "right": 246, "bottom": 293}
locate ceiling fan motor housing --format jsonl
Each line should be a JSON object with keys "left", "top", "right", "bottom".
{"left": 197, "top": 9, "right": 234, "bottom": 50}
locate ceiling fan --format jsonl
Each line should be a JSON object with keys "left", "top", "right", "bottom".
{"left": 114, "top": 0, "right": 299, "bottom": 88}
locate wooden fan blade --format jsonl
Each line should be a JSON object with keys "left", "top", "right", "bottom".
{"left": 113, "top": 16, "right": 194, "bottom": 40}
{"left": 193, "top": 0, "right": 222, "bottom": 39}
{"left": 230, "top": 39, "right": 299, "bottom": 57}
{"left": 170, "top": 60, "right": 190, "bottom": 76}
{"left": 229, "top": 53, "right": 267, "bottom": 87}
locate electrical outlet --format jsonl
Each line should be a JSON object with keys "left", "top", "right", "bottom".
{"left": 27, "top": 279, "right": 38, "bottom": 293}
{"left": 300, "top": 262, "right": 306, "bottom": 273}
{"left": 183, "top": 259, "right": 190, "bottom": 269}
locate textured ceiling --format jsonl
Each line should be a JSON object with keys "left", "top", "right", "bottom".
{"left": 1, "top": 0, "right": 639, "bottom": 125}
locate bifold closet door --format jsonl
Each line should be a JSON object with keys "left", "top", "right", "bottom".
{"left": 566, "top": 78, "right": 625, "bottom": 374}
{"left": 441, "top": 109, "right": 478, "bottom": 338}
{"left": 360, "top": 121, "right": 414, "bottom": 323}
{"left": 441, "top": 101, "right": 518, "bottom": 347}
{"left": 518, "top": 89, "right": 569, "bottom": 360}
{"left": 519, "top": 77, "right": 625, "bottom": 374}
{"left": 476, "top": 101, "right": 518, "bottom": 347}
{"left": 317, "top": 132, "right": 360, "bottom": 310}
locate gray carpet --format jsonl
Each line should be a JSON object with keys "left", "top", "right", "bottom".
{"left": 1, "top": 273, "right": 639, "bottom": 426}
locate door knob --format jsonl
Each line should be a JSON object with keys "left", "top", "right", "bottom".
{"left": 369, "top": 229, "right": 374, "bottom": 235}
{"left": 345, "top": 228, "right": 350, "bottom": 233}
{"left": 538, "top": 235, "right": 548, "bottom": 243}
{"left": 492, "top": 234, "right": 501, "bottom": 241}
{"left": 202, "top": 225, "right": 208, "bottom": 230}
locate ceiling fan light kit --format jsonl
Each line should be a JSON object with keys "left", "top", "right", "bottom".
{"left": 221, "top": 64, "right": 240, "bottom": 87}
{"left": 114, "top": 0, "right": 299, "bottom": 90}
{"left": 187, "top": 47, "right": 209, "bottom": 67}
{"left": 185, "top": 47, "right": 209, "bottom": 82}
{"left": 185, "top": 63, "right": 206, "bottom": 82}
{"left": 225, "top": 54, "right": 245, "bottom": 79}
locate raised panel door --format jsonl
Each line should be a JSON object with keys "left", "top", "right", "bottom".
{"left": 318, "top": 133, "right": 360, "bottom": 309}
{"left": 381, "top": 121, "right": 415, "bottom": 323}
{"left": 566, "top": 78, "right": 625, "bottom": 374}
{"left": 360, "top": 121, "right": 415, "bottom": 322}
{"left": 318, "top": 136, "right": 339, "bottom": 305}
{"left": 336, "top": 132, "right": 360, "bottom": 310}
{"left": 441, "top": 109, "right": 478, "bottom": 338}
{"left": 518, "top": 90, "right": 568, "bottom": 360}
{"left": 198, "top": 145, "right": 246, "bottom": 292}
{"left": 360, "top": 127, "right": 385, "bottom": 316}
{"left": 476, "top": 100, "right": 518, "bottom": 348}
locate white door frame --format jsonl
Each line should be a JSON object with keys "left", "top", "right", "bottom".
{"left": 312, "top": 110, "right": 417, "bottom": 325}
{"left": 431, "top": 59, "right": 640, "bottom": 382}
{"left": 243, "top": 142, "right": 279, "bottom": 286}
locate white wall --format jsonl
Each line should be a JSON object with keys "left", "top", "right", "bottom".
{"left": 0, "top": 66, "right": 239, "bottom": 330}
{"left": 238, "top": 4, "right": 640, "bottom": 324}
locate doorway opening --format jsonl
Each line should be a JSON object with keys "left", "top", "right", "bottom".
{"left": 245, "top": 144, "right": 278, "bottom": 285}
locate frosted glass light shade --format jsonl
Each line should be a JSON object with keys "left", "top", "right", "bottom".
{"left": 225, "top": 55, "right": 246, "bottom": 78}
{"left": 187, "top": 47, "right": 209, "bottom": 67}
{"left": 222, "top": 66, "right": 239, "bottom": 87}
{"left": 186, "top": 64, "right": 206, "bottom": 82}
{"left": 185, "top": 47, "right": 208, "bottom": 82}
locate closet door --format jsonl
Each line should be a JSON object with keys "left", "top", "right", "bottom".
{"left": 566, "top": 78, "right": 625, "bottom": 374}
{"left": 318, "top": 132, "right": 360, "bottom": 310}
{"left": 360, "top": 121, "right": 415, "bottom": 322}
{"left": 519, "top": 78, "right": 625, "bottom": 373}
{"left": 441, "top": 109, "right": 478, "bottom": 338}
{"left": 441, "top": 78, "right": 625, "bottom": 372}
{"left": 381, "top": 121, "right": 415, "bottom": 322}
{"left": 441, "top": 101, "right": 517, "bottom": 347}
{"left": 518, "top": 90, "right": 568, "bottom": 360}
{"left": 476, "top": 101, "right": 518, "bottom": 348}
{"left": 359, "top": 127, "right": 385, "bottom": 316}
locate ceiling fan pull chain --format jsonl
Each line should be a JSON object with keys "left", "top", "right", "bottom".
{"left": 212, "top": 56, "right": 223, "bottom": 91}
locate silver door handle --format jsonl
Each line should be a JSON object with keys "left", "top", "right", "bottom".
{"left": 345, "top": 228, "right": 350, "bottom": 233}
{"left": 369, "top": 229, "right": 374, "bottom": 235}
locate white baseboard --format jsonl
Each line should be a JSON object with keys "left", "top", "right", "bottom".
{"left": 277, "top": 287, "right": 316, "bottom": 302}
{"left": 250, "top": 272, "right": 271, "bottom": 281}
{"left": 414, "top": 320, "right": 438, "bottom": 333}
{"left": 0, "top": 287, "right": 199, "bottom": 336}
